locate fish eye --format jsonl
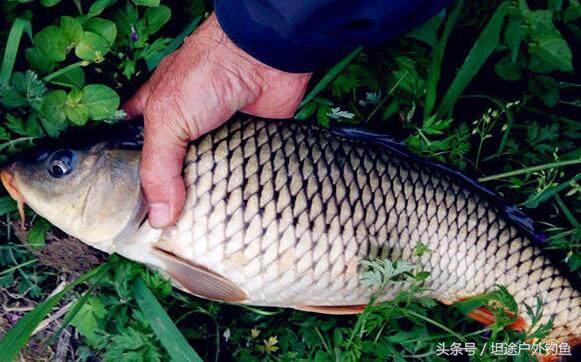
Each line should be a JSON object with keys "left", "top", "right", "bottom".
{"left": 47, "top": 149, "right": 76, "bottom": 178}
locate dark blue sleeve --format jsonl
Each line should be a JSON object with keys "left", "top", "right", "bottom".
{"left": 214, "top": 0, "right": 452, "bottom": 73}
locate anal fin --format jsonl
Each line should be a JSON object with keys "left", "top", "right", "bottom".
{"left": 294, "top": 304, "right": 367, "bottom": 315}
{"left": 152, "top": 246, "right": 248, "bottom": 303}
{"left": 467, "top": 307, "right": 527, "bottom": 331}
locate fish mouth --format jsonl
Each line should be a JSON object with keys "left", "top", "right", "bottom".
{"left": 1, "top": 168, "right": 26, "bottom": 225}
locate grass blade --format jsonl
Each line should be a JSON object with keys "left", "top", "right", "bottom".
{"left": 0, "top": 258, "right": 38, "bottom": 277}
{"left": 435, "top": 3, "right": 508, "bottom": 119}
{"left": 298, "top": 46, "right": 363, "bottom": 108}
{"left": 423, "top": 0, "right": 463, "bottom": 121}
{"left": 0, "top": 263, "right": 108, "bottom": 361}
{"left": 132, "top": 277, "right": 202, "bottom": 362}
{"left": 146, "top": 16, "right": 201, "bottom": 71}
{"left": 478, "top": 158, "right": 581, "bottom": 182}
{"left": 0, "top": 18, "right": 32, "bottom": 87}
{"left": 523, "top": 174, "right": 581, "bottom": 208}
{"left": 553, "top": 193, "right": 578, "bottom": 227}
{"left": 44, "top": 282, "right": 100, "bottom": 346}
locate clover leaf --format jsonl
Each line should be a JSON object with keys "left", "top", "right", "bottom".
{"left": 81, "top": 84, "right": 120, "bottom": 120}
{"left": 75, "top": 31, "right": 110, "bottom": 62}
{"left": 61, "top": 16, "right": 84, "bottom": 45}
{"left": 64, "top": 89, "right": 90, "bottom": 125}
{"left": 33, "top": 26, "right": 69, "bottom": 62}
{"left": 83, "top": 18, "right": 118, "bottom": 46}
{"left": 40, "top": 90, "right": 67, "bottom": 127}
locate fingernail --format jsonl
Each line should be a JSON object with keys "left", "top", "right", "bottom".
{"left": 149, "top": 202, "right": 172, "bottom": 228}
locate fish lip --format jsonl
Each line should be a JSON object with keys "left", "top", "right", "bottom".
{"left": 1, "top": 167, "right": 26, "bottom": 225}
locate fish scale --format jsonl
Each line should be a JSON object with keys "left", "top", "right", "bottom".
{"left": 150, "top": 118, "right": 579, "bottom": 342}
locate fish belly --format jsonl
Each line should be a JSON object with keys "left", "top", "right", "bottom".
{"left": 156, "top": 118, "right": 579, "bottom": 341}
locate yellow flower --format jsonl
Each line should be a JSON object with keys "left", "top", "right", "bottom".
{"left": 251, "top": 327, "right": 260, "bottom": 338}
{"left": 262, "top": 336, "right": 279, "bottom": 353}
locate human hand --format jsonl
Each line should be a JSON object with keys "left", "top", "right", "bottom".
{"left": 124, "top": 13, "right": 312, "bottom": 228}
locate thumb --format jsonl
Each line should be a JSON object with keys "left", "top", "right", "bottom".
{"left": 123, "top": 82, "right": 151, "bottom": 119}
{"left": 141, "top": 111, "right": 188, "bottom": 229}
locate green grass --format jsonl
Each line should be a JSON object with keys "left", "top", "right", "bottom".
{"left": 1, "top": 0, "right": 580, "bottom": 360}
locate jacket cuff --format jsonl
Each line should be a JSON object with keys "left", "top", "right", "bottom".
{"left": 214, "top": 0, "right": 349, "bottom": 73}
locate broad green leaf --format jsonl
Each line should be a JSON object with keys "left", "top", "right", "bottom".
{"left": 27, "top": 217, "right": 52, "bottom": 248}
{"left": 435, "top": 2, "right": 508, "bottom": 118}
{"left": 494, "top": 55, "right": 523, "bottom": 81}
{"left": 88, "top": 0, "right": 117, "bottom": 17}
{"left": 67, "top": 88, "right": 83, "bottom": 104}
{"left": 65, "top": 89, "right": 90, "bottom": 125}
{"left": 25, "top": 47, "right": 56, "bottom": 74}
{"left": 61, "top": 16, "right": 83, "bottom": 45}
{"left": 132, "top": 0, "right": 160, "bottom": 7}
{"left": 81, "top": 84, "right": 120, "bottom": 120}
{"left": 405, "top": 13, "right": 444, "bottom": 48}
{"left": 70, "top": 296, "right": 107, "bottom": 345}
{"left": 41, "top": 0, "right": 61, "bottom": 6}
{"left": 40, "top": 90, "right": 67, "bottom": 125}
{"left": 137, "top": 37, "right": 172, "bottom": 61}
{"left": 33, "top": 25, "right": 69, "bottom": 62}
{"left": 83, "top": 18, "right": 117, "bottom": 45}
{"left": 140, "top": 5, "right": 171, "bottom": 35}
{"left": 132, "top": 277, "right": 202, "bottom": 362}
{"left": 529, "top": 38, "right": 573, "bottom": 73}
{"left": 0, "top": 264, "right": 108, "bottom": 362}
{"left": 50, "top": 65, "right": 85, "bottom": 88}
{"left": 75, "top": 31, "right": 110, "bottom": 62}
{"left": 121, "top": 59, "right": 137, "bottom": 79}
{"left": 113, "top": 2, "right": 139, "bottom": 45}
{"left": 65, "top": 103, "right": 90, "bottom": 125}
{"left": 523, "top": 10, "right": 561, "bottom": 40}
{"left": 504, "top": 17, "right": 522, "bottom": 62}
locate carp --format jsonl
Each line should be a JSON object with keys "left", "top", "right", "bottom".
{"left": 1, "top": 118, "right": 579, "bottom": 348}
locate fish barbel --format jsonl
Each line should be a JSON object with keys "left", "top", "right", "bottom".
{"left": 1, "top": 118, "right": 579, "bottom": 346}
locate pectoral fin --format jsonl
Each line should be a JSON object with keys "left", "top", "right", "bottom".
{"left": 294, "top": 304, "right": 367, "bottom": 315}
{"left": 152, "top": 246, "right": 248, "bottom": 303}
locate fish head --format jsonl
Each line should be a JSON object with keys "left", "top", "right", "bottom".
{"left": 1, "top": 143, "right": 146, "bottom": 252}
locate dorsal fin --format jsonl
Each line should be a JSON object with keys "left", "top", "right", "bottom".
{"left": 330, "top": 125, "right": 545, "bottom": 243}
{"left": 152, "top": 245, "right": 248, "bottom": 303}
